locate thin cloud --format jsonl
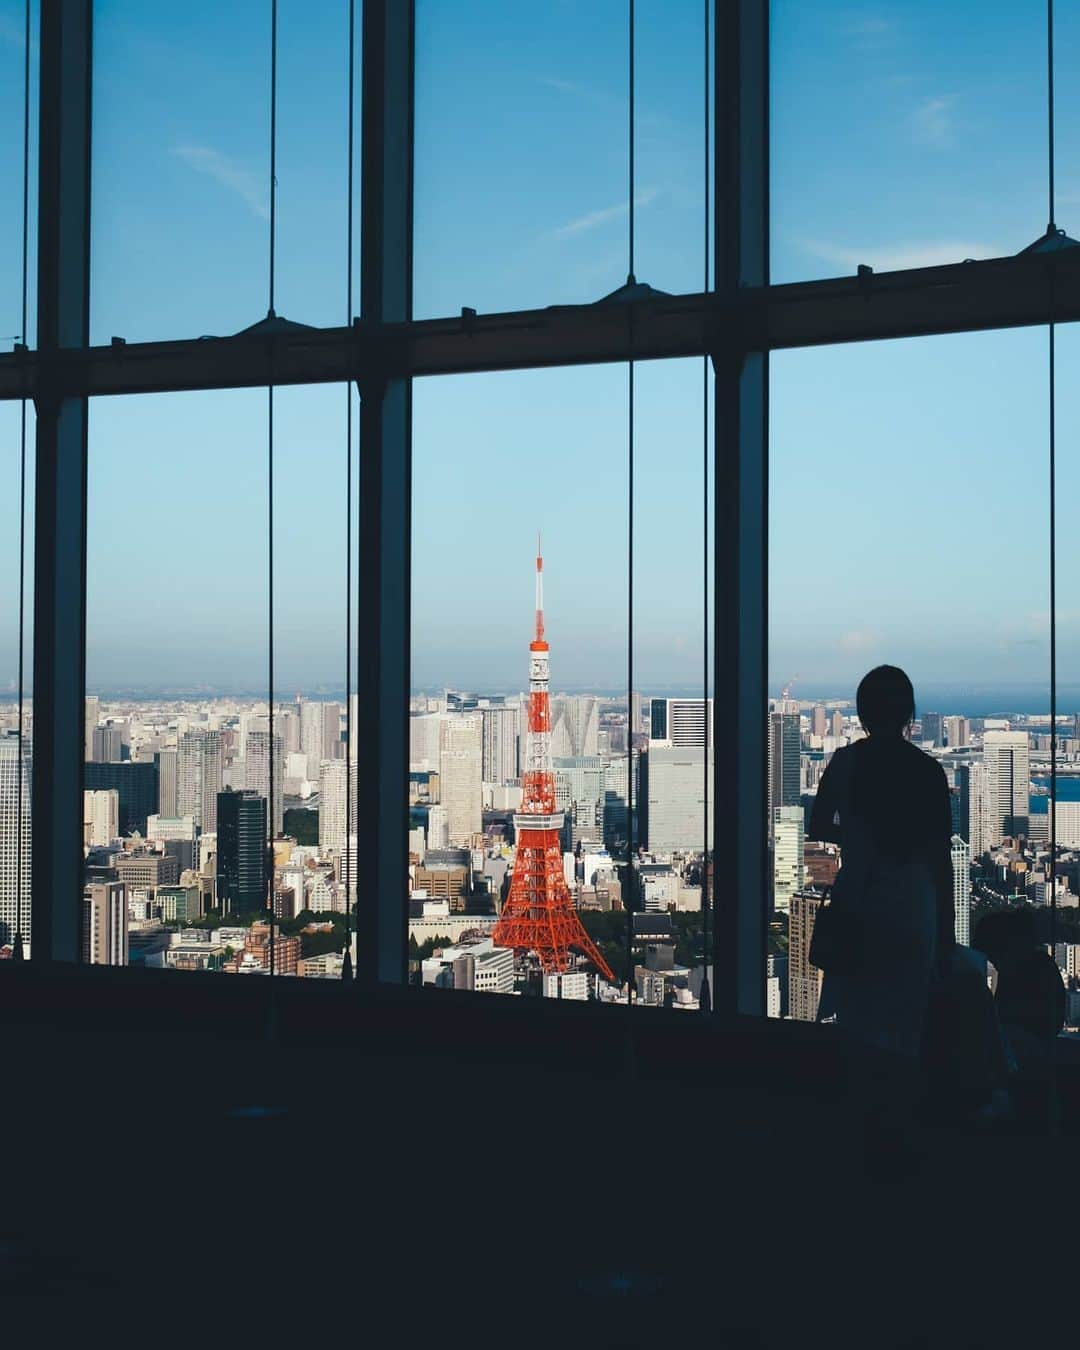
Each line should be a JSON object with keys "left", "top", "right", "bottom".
{"left": 551, "top": 188, "right": 659, "bottom": 241}
{"left": 911, "top": 95, "right": 956, "bottom": 147}
{"left": 803, "top": 238, "right": 1001, "bottom": 273}
{"left": 173, "top": 145, "right": 269, "bottom": 221}
{"left": 540, "top": 75, "right": 583, "bottom": 95}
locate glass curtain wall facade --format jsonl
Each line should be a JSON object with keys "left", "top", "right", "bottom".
{"left": 3, "top": 1, "right": 1079, "bottom": 1023}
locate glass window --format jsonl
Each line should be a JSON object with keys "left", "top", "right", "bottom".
{"left": 771, "top": 1, "right": 1045, "bottom": 283}
{"left": 770, "top": 330, "right": 1048, "bottom": 1019}
{"left": 91, "top": 0, "right": 358, "bottom": 342}
{"left": 0, "top": 0, "right": 36, "bottom": 347}
{"left": 85, "top": 385, "right": 355, "bottom": 974}
{"left": 414, "top": 0, "right": 708, "bottom": 318}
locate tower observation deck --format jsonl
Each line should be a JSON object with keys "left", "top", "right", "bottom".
{"left": 492, "top": 546, "right": 615, "bottom": 984}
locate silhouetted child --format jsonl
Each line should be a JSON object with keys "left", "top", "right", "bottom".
{"left": 973, "top": 908, "right": 1065, "bottom": 1130}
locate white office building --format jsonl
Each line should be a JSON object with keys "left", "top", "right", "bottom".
{"left": 951, "top": 834, "right": 971, "bottom": 946}
{"left": 644, "top": 746, "right": 713, "bottom": 853}
{"left": 982, "top": 731, "right": 1030, "bottom": 845}
{"left": 84, "top": 788, "right": 119, "bottom": 847}
{"left": 0, "top": 735, "right": 31, "bottom": 951}
{"left": 481, "top": 703, "right": 520, "bottom": 784}
{"left": 773, "top": 805, "right": 805, "bottom": 914}
{"left": 439, "top": 715, "right": 482, "bottom": 845}
{"left": 649, "top": 697, "right": 713, "bottom": 748}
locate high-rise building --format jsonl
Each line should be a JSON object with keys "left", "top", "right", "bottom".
{"left": 829, "top": 710, "right": 844, "bottom": 739}
{"left": 982, "top": 731, "right": 1030, "bottom": 842}
{"left": 772, "top": 805, "right": 805, "bottom": 914}
{"left": 439, "top": 715, "right": 482, "bottom": 846}
{"left": 482, "top": 703, "right": 520, "bottom": 783}
{"left": 155, "top": 748, "right": 178, "bottom": 818}
{"left": 84, "top": 695, "right": 100, "bottom": 761}
{"left": 551, "top": 696, "right": 600, "bottom": 758}
{"left": 409, "top": 712, "right": 443, "bottom": 772}
{"left": 82, "top": 881, "right": 128, "bottom": 966}
{"left": 967, "top": 760, "right": 991, "bottom": 857}
{"left": 245, "top": 729, "right": 284, "bottom": 836}
{"left": 83, "top": 789, "right": 119, "bottom": 847}
{"left": 319, "top": 758, "right": 357, "bottom": 854}
{"left": 811, "top": 705, "right": 827, "bottom": 739}
{"left": 768, "top": 710, "right": 801, "bottom": 821}
{"left": 649, "top": 698, "right": 713, "bottom": 748}
{"left": 630, "top": 691, "right": 644, "bottom": 737}
{"left": 951, "top": 834, "right": 971, "bottom": 946}
{"left": 642, "top": 746, "right": 713, "bottom": 854}
{"left": 553, "top": 756, "right": 605, "bottom": 850}
{"left": 84, "top": 760, "right": 158, "bottom": 836}
{"left": 299, "top": 701, "right": 340, "bottom": 774}
{"left": 426, "top": 804, "right": 449, "bottom": 850}
{"left": 602, "top": 750, "right": 639, "bottom": 851}
{"left": 944, "top": 715, "right": 970, "bottom": 748}
{"left": 922, "top": 712, "right": 943, "bottom": 747}
{"left": 177, "top": 729, "right": 223, "bottom": 833}
{"left": 788, "top": 890, "right": 824, "bottom": 1022}
{"left": 115, "top": 851, "right": 179, "bottom": 891}
{"left": 0, "top": 734, "right": 31, "bottom": 950}
{"left": 91, "top": 723, "right": 125, "bottom": 763}
{"left": 217, "top": 790, "right": 267, "bottom": 915}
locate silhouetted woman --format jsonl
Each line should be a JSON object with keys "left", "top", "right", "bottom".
{"left": 810, "top": 666, "right": 953, "bottom": 1159}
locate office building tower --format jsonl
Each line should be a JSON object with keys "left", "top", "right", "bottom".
{"left": 82, "top": 881, "right": 128, "bottom": 966}
{"left": 426, "top": 804, "right": 450, "bottom": 850}
{"left": 245, "top": 729, "right": 284, "bottom": 836}
{"left": 409, "top": 712, "right": 443, "bottom": 772}
{"left": 773, "top": 805, "right": 805, "bottom": 914}
{"left": 649, "top": 697, "right": 713, "bottom": 748}
{"left": 768, "top": 710, "right": 801, "bottom": 820}
{"left": 602, "top": 750, "right": 639, "bottom": 851}
{"left": 83, "top": 789, "right": 119, "bottom": 848}
{"left": 922, "top": 712, "right": 943, "bottom": 747}
{"left": 967, "top": 761, "right": 991, "bottom": 857}
{"left": 84, "top": 760, "right": 158, "bottom": 836}
{"left": 155, "top": 748, "right": 178, "bottom": 818}
{"left": 217, "top": 790, "right": 267, "bottom": 914}
{"left": 642, "top": 746, "right": 713, "bottom": 854}
{"left": 145, "top": 814, "right": 196, "bottom": 842}
{"left": 482, "top": 703, "right": 520, "bottom": 783}
{"left": 788, "top": 890, "right": 824, "bottom": 1022}
{"left": 956, "top": 763, "right": 973, "bottom": 844}
{"left": 982, "top": 731, "right": 1030, "bottom": 842}
{"left": 439, "top": 715, "right": 482, "bottom": 846}
{"left": 84, "top": 695, "right": 100, "bottom": 761}
{"left": 91, "top": 723, "right": 125, "bottom": 763}
{"left": 951, "top": 835, "right": 971, "bottom": 946}
{"left": 1052, "top": 800, "right": 1080, "bottom": 849}
{"left": 829, "top": 710, "right": 844, "bottom": 739}
{"left": 319, "top": 758, "right": 357, "bottom": 854}
{"left": 811, "top": 705, "right": 827, "bottom": 739}
{"left": 630, "top": 691, "right": 644, "bottom": 737}
{"left": 0, "top": 735, "right": 32, "bottom": 950}
{"left": 115, "top": 850, "right": 179, "bottom": 892}
{"left": 278, "top": 707, "right": 300, "bottom": 756}
{"left": 551, "top": 696, "right": 600, "bottom": 759}
{"left": 553, "top": 756, "right": 605, "bottom": 850}
{"left": 177, "top": 729, "right": 223, "bottom": 834}
{"left": 944, "top": 715, "right": 970, "bottom": 748}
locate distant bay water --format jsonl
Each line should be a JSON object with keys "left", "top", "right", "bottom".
{"left": 1030, "top": 777, "right": 1080, "bottom": 814}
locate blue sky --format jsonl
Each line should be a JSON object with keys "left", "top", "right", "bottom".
{"left": 2, "top": 1, "right": 1079, "bottom": 702}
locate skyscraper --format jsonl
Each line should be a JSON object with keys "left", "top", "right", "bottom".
{"left": 155, "top": 748, "right": 178, "bottom": 818}
{"left": 245, "top": 729, "right": 284, "bottom": 836}
{"left": 922, "top": 712, "right": 943, "bottom": 747}
{"left": 319, "top": 758, "right": 357, "bottom": 854}
{"left": 768, "top": 709, "right": 801, "bottom": 821}
{"left": 84, "top": 760, "right": 158, "bottom": 836}
{"left": 649, "top": 697, "right": 713, "bottom": 748}
{"left": 811, "top": 704, "right": 827, "bottom": 738}
{"left": 439, "top": 715, "right": 482, "bottom": 846}
{"left": 0, "top": 734, "right": 31, "bottom": 950}
{"left": 951, "top": 834, "right": 971, "bottom": 946}
{"left": 982, "top": 731, "right": 1030, "bottom": 842}
{"left": 772, "top": 805, "right": 805, "bottom": 914}
{"left": 642, "top": 746, "right": 713, "bottom": 853}
{"left": 551, "top": 695, "right": 600, "bottom": 758}
{"left": 83, "top": 789, "right": 119, "bottom": 847}
{"left": 84, "top": 695, "right": 100, "bottom": 761}
{"left": 177, "top": 729, "right": 223, "bottom": 833}
{"left": 966, "top": 761, "right": 991, "bottom": 856}
{"left": 482, "top": 703, "right": 520, "bottom": 783}
{"left": 788, "top": 890, "right": 824, "bottom": 1022}
{"left": 82, "top": 881, "right": 128, "bottom": 966}
{"left": 217, "top": 790, "right": 267, "bottom": 915}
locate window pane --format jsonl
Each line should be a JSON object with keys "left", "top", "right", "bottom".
{"left": 85, "top": 386, "right": 354, "bottom": 975}
{"left": 1, "top": 402, "right": 34, "bottom": 958}
{"left": 411, "top": 366, "right": 630, "bottom": 996}
{"left": 771, "top": 1, "right": 1045, "bottom": 283}
{"left": 0, "top": 0, "right": 37, "bottom": 347}
{"left": 770, "top": 331, "right": 1047, "bottom": 1021}
{"left": 91, "top": 0, "right": 357, "bottom": 342}
{"left": 414, "top": 0, "right": 708, "bottom": 318}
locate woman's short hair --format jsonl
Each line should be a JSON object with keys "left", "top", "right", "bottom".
{"left": 856, "top": 665, "right": 915, "bottom": 735}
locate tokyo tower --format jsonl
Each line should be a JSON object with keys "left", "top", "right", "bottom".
{"left": 493, "top": 545, "right": 616, "bottom": 984}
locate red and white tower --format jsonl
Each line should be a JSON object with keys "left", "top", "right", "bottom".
{"left": 493, "top": 545, "right": 615, "bottom": 984}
